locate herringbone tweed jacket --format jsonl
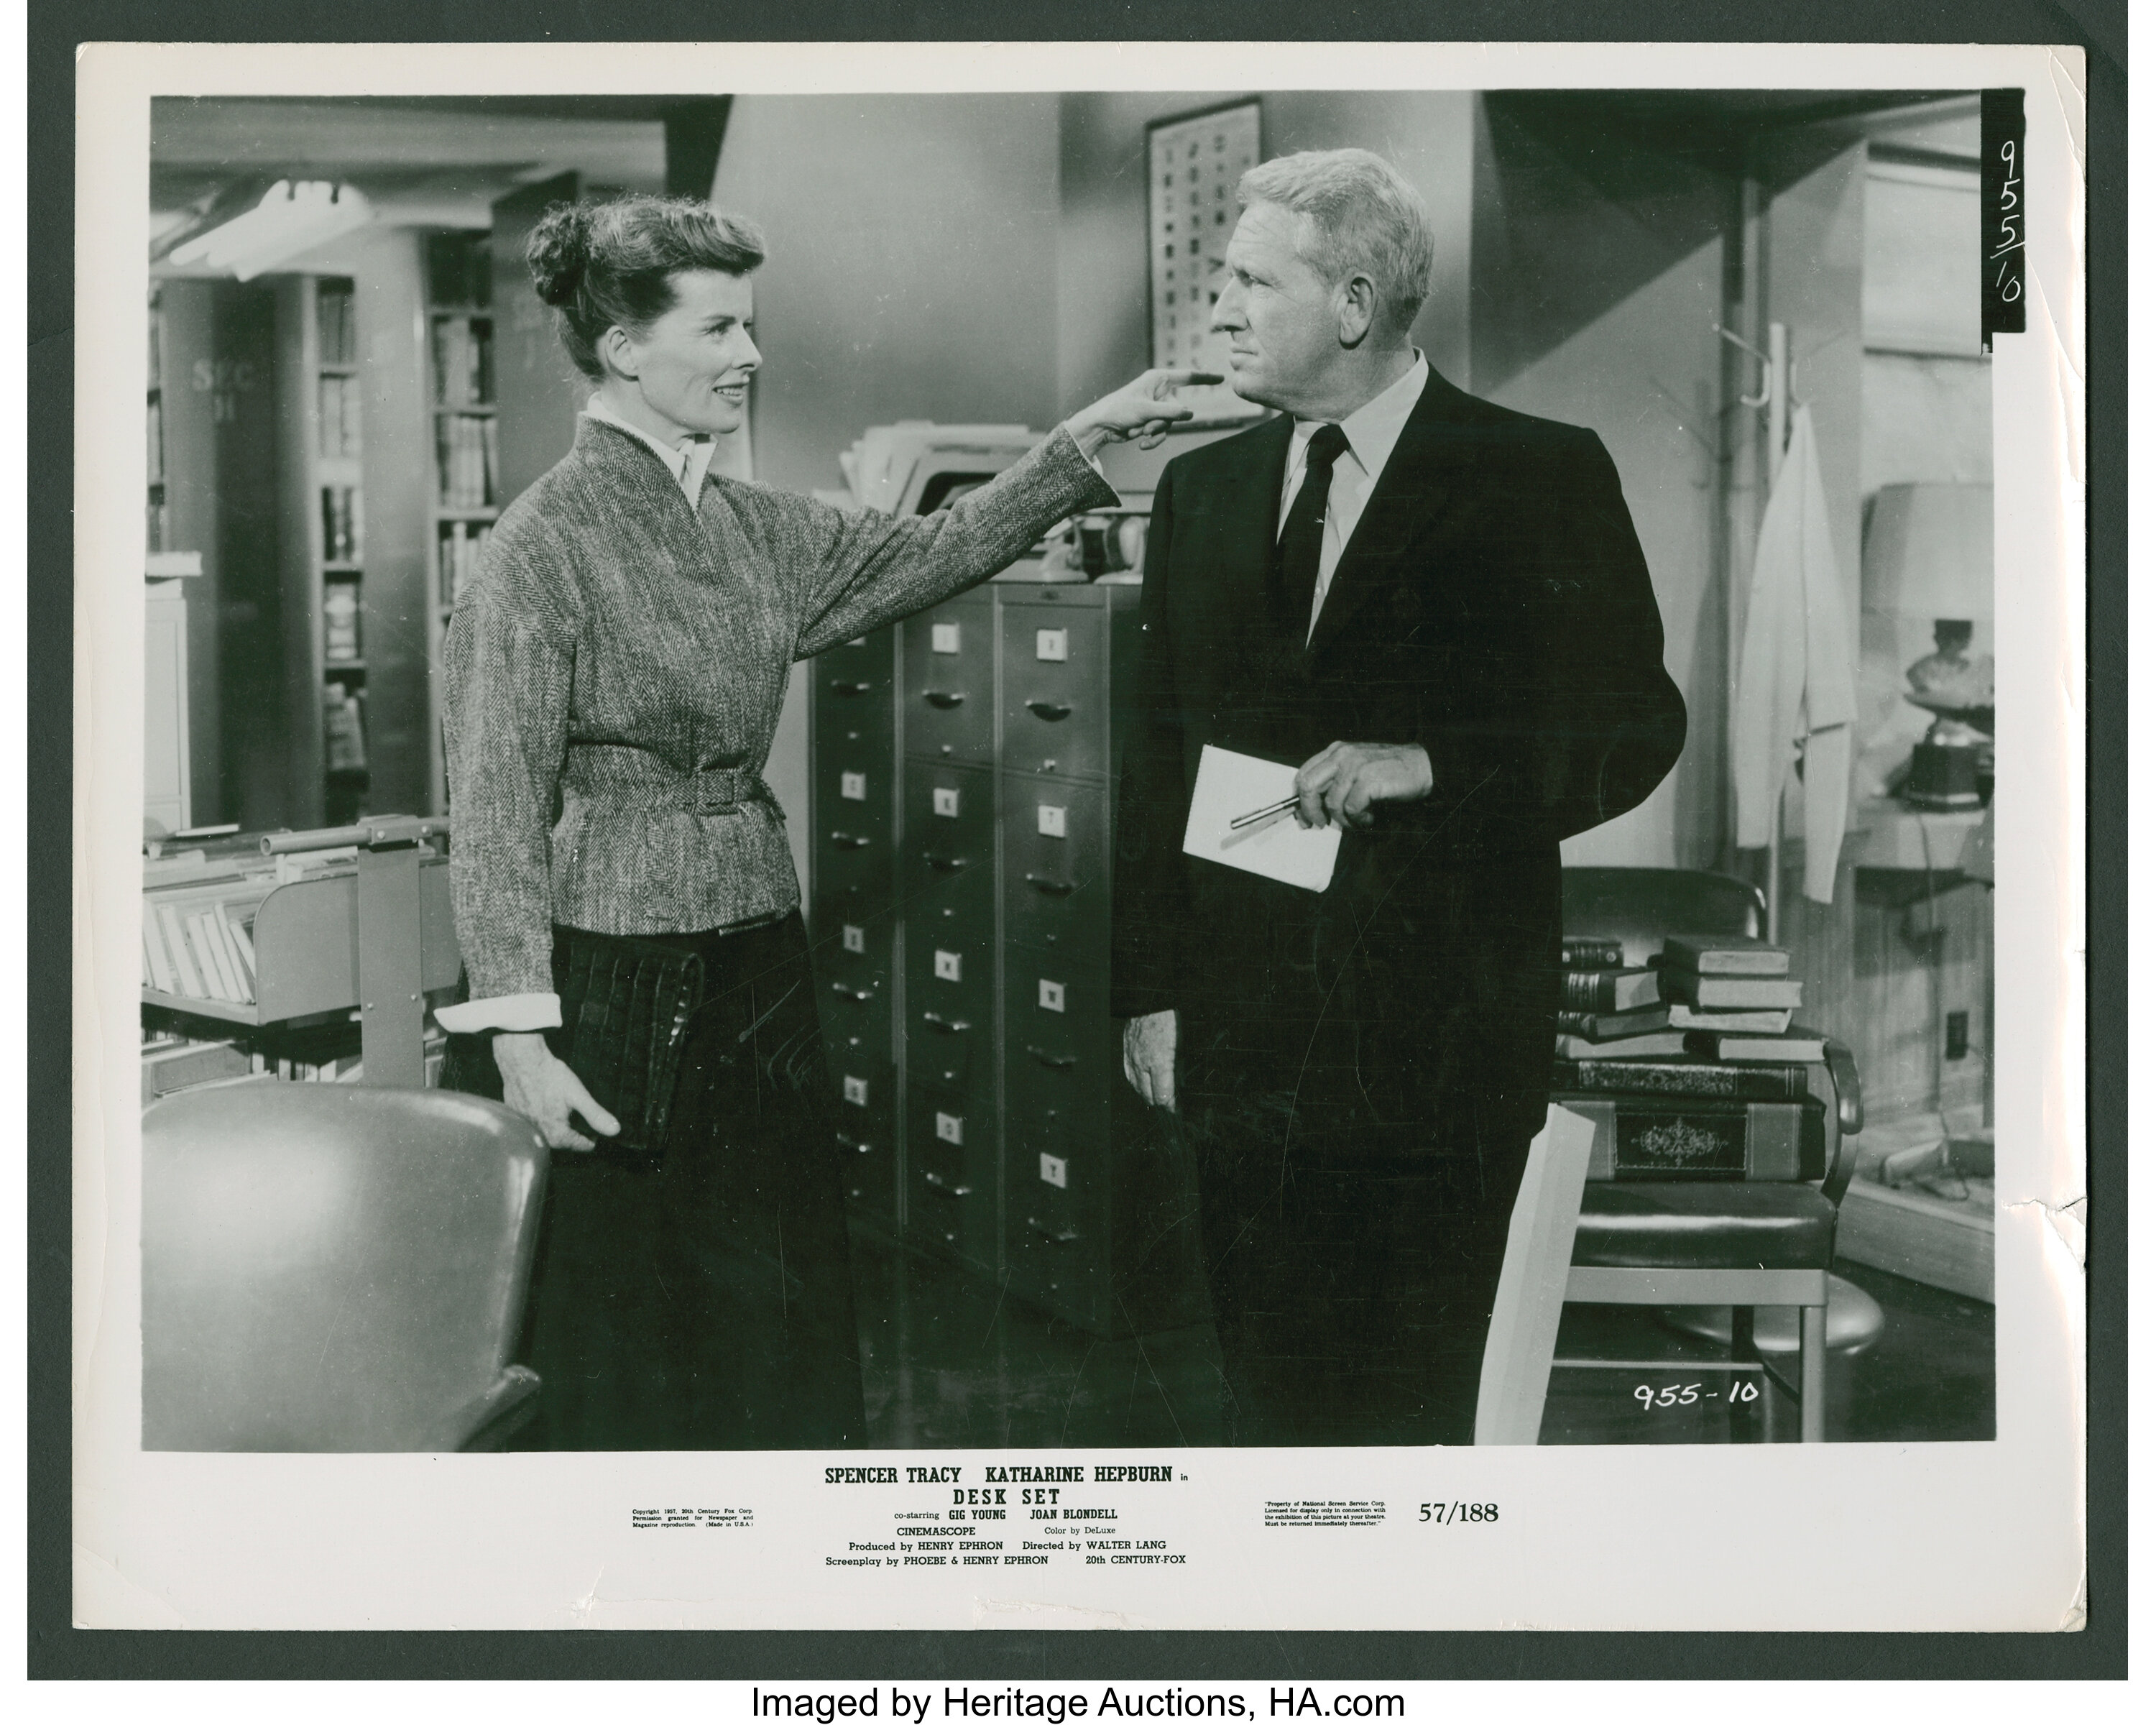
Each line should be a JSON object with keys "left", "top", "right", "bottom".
{"left": 444, "top": 415, "right": 1116, "bottom": 1002}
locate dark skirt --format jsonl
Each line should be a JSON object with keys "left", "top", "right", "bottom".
{"left": 445, "top": 911, "right": 867, "bottom": 1450}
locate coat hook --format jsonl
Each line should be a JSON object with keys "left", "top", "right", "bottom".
{"left": 1713, "top": 323, "right": 1774, "bottom": 408}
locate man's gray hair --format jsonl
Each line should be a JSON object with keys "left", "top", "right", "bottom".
{"left": 1237, "top": 147, "right": 1436, "bottom": 336}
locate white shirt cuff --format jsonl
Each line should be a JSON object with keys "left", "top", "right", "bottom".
{"left": 435, "top": 993, "right": 563, "bottom": 1034}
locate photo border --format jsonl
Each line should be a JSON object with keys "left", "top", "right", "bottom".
{"left": 25, "top": 0, "right": 2127, "bottom": 1683}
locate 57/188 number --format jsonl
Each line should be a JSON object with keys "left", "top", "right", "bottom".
{"left": 1419, "top": 1502, "right": 1498, "bottom": 1524}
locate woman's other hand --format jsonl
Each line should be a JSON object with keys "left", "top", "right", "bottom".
{"left": 1065, "top": 369, "right": 1226, "bottom": 458}
{"left": 493, "top": 1031, "right": 621, "bottom": 1151}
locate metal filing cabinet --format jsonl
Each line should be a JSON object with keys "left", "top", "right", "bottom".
{"left": 806, "top": 574, "right": 1203, "bottom": 1335}
{"left": 809, "top": 630, "right": 901, "bottom": 1220}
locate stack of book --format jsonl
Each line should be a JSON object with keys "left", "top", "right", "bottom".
{"left": 1551, "top": 934, "right": 1826, "bottom": 1182}
{"left": 142, "top": 886, "right": 265, "bottom": 1007}
{"left": 1657, "top": 935, "right": 1822, "bottom": 1064}
{"left": 436, "top": 415, "right": 498, "bottom": 508}
{"left": 436, "top": 520, "right": 494, "bottom": 609}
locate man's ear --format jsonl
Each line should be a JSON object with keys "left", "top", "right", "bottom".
{"left": 1337, "top": 272, "right": 1378, "bottom": 348}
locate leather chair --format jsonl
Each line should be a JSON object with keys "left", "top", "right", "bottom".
{"left": 1555, "top": 867, "right": 1869, "bottom": 1442}
{"left": 142, "top": 1084, "right": 549, "bottom": 1451}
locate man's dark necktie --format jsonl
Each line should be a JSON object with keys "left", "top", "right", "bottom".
{"left": 1273, "top": 422, "right": 1350, "bottom": 644}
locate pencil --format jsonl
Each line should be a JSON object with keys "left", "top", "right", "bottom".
{"left": 1229, "top": 795, "right": 1301, "bottom": 830}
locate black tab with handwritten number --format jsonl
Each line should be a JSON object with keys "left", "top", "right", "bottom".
{"left": 1981, "top": 88, "right": 2026, "bottom": 350}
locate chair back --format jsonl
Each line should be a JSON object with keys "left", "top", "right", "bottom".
{"left": 142, "top": 1085, "right": 548, "bottom": 1451}
{"left": 1560, "top": 867, "right": 1764, "bottom": 967}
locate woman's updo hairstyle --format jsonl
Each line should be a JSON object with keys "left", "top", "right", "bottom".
{"left": 525, "top": 193, "right": 768, "bottom": 382}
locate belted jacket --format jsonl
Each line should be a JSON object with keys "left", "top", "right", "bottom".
{"left": 444, "top": 415, "right": 1115, "bottom": 1011}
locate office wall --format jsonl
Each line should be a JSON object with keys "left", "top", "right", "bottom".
{"left": 1056, "top": 91, "right": 1476, "bottom": 415}
{"left": 1471, "top": 98, "right": 1737, "bottom": 868}
{"left": 714, "top": 93, "right": 1064, "bottom": 495}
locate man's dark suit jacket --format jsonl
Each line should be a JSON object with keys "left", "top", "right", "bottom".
{"left": 1110, "top": 367, "right": 1687, "bottom": 1175}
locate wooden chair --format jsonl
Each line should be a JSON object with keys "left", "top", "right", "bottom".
{"left": 142, "top": 1084, "right": 550, "bottom": 1451}
{"left": 1476, "top": 868, "right": 1867, "bottom": 1444}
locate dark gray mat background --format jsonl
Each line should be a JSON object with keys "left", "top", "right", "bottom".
{"left": 28, "top": 0, "right": 2126, "bottom": 1680}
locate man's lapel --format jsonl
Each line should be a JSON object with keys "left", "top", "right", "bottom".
{"left": 1197, "top": 413, "right": 1294, "bottom": 623}
{"left": 1304, "top": 368, "right": 1483, "bottom": 660}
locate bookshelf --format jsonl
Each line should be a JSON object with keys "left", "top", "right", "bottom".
{"left": 423, "top": 231, "right": 499, "bottom": 815}
{"left": 142, "top": 819, "right": 461, "bottom": 1088}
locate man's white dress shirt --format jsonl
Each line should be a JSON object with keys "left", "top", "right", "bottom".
{"left": 1276, "top": 351, "right": 1429, "bottom": 643}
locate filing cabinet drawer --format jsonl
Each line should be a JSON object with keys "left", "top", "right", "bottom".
{"left": 1000, "top": 601, "right": 1109, "bottom": 780}
{"left": 904, "top": 1084, "right": 999, "bottom": 1269}
{"left": 811, "top": 908, "right": 895, "bottom": 978}
{"left": 820, "top": 959, "right": 895, "bottom": 1071}
{"left": 901, "top": 598, "right": 994, "bottom": 765}
{"left": 835, "top": 1099, "right": 898, "bottom": 1220}
{"left": 813, "top": 870, "right": 901, "bottom": 933}
{"left": 903, "top": 929, "right": 994, "bottom": 1090}
{"left": 901, "top": 759, "right": 995, "bottom": 921}
{"left": 1000, "top": 774, "right": 1110, "bottom": 952}
{"left": 1007, "top": 1174, "right": 1107, "bottom": 1325}
{"left": 816, "top": 751, "right": 890, "bottom": 832}
{"left": 814, "top": 643, "right": 895, "bottom": 760}
{"left": 830, "top": 1054, "right": 895, "bottom": 1124}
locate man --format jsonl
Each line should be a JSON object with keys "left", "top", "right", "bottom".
{"left": 1111, "top": 148, "right": 1687, "bottom": 1445}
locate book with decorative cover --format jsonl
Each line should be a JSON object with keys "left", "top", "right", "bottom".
{"left": 1560, "top": 936, "right": 1626, "bottom": 971}
{"left": 1560, "top": 966, "right": 1662, "bottom": 1013}
{"left": 1559, "top": 1093, "right": 1827, "bottom": 1182}
{"left": 1552, "top": 1057, "right": 1810, "bottom": 1103}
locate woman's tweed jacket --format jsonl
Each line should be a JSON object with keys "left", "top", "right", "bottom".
{"left": 444, "top": 416, "right": 1118, "bottom": 1002}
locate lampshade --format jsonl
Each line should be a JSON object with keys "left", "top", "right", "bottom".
{"left": 169, "top": 180, "right": 373, "bottom": 281}
{"left": 1861, "top": 482, "right": 1993, "bottom": 622}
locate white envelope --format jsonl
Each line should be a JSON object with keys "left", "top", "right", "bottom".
{"left": 1181, "top": 744, "right": 1341, "bottom": 893}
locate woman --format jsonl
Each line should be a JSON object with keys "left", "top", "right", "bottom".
{"left": 438, "top": 193, "right": 1207, "bottom": 1450}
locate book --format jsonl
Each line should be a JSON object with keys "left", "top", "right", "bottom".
{"left": 142, "top": 913, "right": 176, "bottom": 993}
{"left": 1552, "top": 1058, "right": 1812, "bottom": 1103}
{"left": 1554, "top": 1028, "right": 1688, "bottom": 1061}
{"left": 1682, "top": 1031, "right": 1829, "bottom": 1064}
{"left": 1560, "top": 967, "right": 1661, "bottom": 1013}
{"left": 1560, "top": 937, "right": 1626, "bottom": 970}
{"left": 1555, "top": 1003, "right": 1670, "bottom": 1041}
{"left": 1659, "top": 934, "right": 1790, "bottom": 977}
{"left": 206, "top": 908, "right": 253, "bottom": 1004}
{"left": 323, "top": 581, "right": 361, "bottom": 661}
{"left": 157, "top": 903, "right": 202, "bottom": 997}
{"left": 224, "top": 906, "right": 257, "bottom": 983}
{"left": 1665, "top": 1003, "right": 1793, "bottom": 1034}
{"left": 1659, "top": 970, "right": 1803, "bottom": 1010}
{"left": 187, "top": 910, "right": 236, "bottom": 1002}
{"left": 1559, "top": 1093, "right": 1827, "bottom": 1182}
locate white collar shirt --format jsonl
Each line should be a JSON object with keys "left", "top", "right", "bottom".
{"left": 1278, "top": 351, "right": 1429, "bottom": 641}
{"left": 582, "top": 393, "right": 719, "bottom": 505}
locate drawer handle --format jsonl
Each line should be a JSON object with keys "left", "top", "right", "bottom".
{"left": 828, "top": 678, "right": 873, "bottom": 695}
{"left": 923, "top": 1171, "right": 974, "bottom": 1198}
{"left": 1023, "top": 873, "right": 1074, "bottom": 897}
{"left": 1024, "top": 1044, "right": 1077, "bottom": 1070}
{"left": 923, "top": 852, "right": 970, "bottom": 872}
{"left": 829, "top": 831, "right": 872, "bottom": 850}
{"left": 835, "top": 1133, "right": 875, "bottom": 1155}
{"left": 924, "top": 690, "right": 967, "bottom": 709}
{"left": 830, "top": 982, "right": 875, "bottom": 1003}
{"left": 921, "top": 1011, "right": 972, "bottom": 1034}
{"left": 1025, "top": 699, "right": 1074, "bottom": 722}
{"left": 1027, "top": 1217, "right": 1082, "bottom": 1245}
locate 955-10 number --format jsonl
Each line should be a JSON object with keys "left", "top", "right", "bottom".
{"left": 1419, "top": 1501, "right": 1498, "bottom": 1524}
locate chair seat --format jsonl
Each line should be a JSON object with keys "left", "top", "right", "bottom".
{"left": 1572, "top": 1182, "right": 1837, "bottom": 1271}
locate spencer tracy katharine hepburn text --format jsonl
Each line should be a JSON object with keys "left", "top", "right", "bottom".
{"left": 752, "top": 1690, "right": 1409, "bottom": 1722}
{"left": 819, "top": 1466, "right": 1181, "bottom": 1501}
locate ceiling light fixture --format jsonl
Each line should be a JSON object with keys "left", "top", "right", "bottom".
{"left": 169, "top": 180, "right": 374, "bottom": 280}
